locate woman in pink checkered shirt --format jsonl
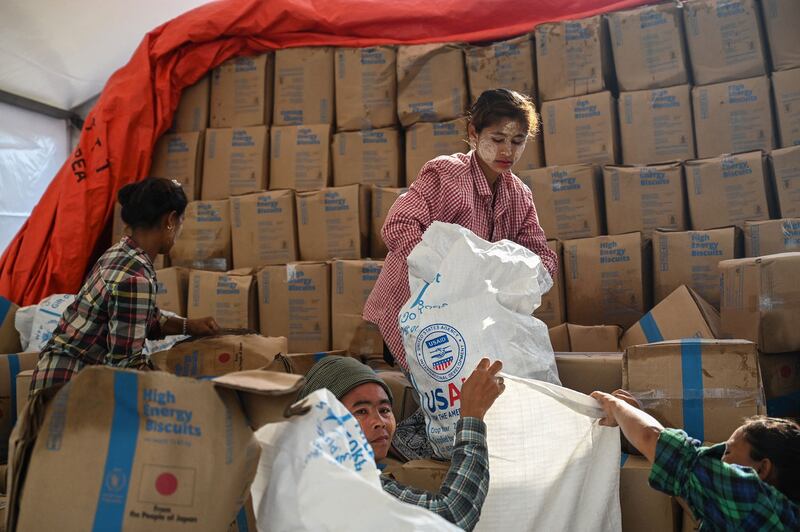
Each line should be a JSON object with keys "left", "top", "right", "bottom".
{"left": 363, "top": 89, "right": 558, "bottom": 378}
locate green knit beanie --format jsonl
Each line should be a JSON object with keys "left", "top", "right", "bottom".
{"left": 297, "top": 355, "right": 394, "bottom": 404}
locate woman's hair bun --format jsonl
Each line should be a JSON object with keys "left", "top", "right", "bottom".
{"left": 118, "top": 177, "right": 188, "bottom": 229}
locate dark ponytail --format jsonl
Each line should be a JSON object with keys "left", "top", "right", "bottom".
{"left": 118, "top": 177, "right": 187, "bottom": 229}
{"left": 741, "top": 416, "right": 800, "bottom": 502}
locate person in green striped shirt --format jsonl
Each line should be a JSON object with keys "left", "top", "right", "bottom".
{"left": 592, "top": 390, "right": 799, "bottom": 531}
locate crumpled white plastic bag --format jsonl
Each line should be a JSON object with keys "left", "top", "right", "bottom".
{"left": 401, "top": 221, "right": 560, "bottom": 458}
{"left": 477, "top": 374, "right": 622, "bottom": 531}
{"left": 252, "top": 389, "right": 460, "bottom": 532}
{"left": 143, "top": 310, "right": 188, "bottom": 356}
{"left": 17, "top": 293, "right": 75, "bottom": 351}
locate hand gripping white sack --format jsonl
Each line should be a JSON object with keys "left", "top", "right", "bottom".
{"left": 400, "top": 221, "right": 560, "bottom": 458}
{"left": 143, "top": 310, "right": 189, "bottom": 356}
{"left": 476, "top": 375, "right": 622, "bottom": 531}
{"left": 252, "top": 389, "right": 460, "bottom": 532}
{"left": 26, "top": 294, "right": 75, "bottom": 351}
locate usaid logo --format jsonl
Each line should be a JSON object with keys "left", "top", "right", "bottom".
{"left": 415, "top": 323, "right": 467, "bottom": 382}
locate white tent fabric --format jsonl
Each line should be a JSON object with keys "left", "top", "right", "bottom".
{"left": 0, "top": 0, "right": 212, "bottom": 111}
{"left": 0, "top": 102, "right": 68, "bottom": 253}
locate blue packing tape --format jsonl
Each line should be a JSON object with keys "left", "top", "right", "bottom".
{"left": 681, "top": 340, "right": 704, "bottom": 442}
{"left": 236, "top": 506, "right": 249, "bottom": 532}
{"left": 8, "top": 354, "right": 20, "bottom": 429}
{"left": 0, "top": 297, "right": 10, "bottom": 324}
{"left": 92, "top": 371, "right": 140, "bottom": 531}
{"left": 619, "top": 453, "right": 629, "bottom": 468}
{"left": 639, "top": 312, "right": 664, "bottom": 343}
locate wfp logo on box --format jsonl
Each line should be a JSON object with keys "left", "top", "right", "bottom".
{"left": 415, "top": 323, "right": 466, "bottom": 382}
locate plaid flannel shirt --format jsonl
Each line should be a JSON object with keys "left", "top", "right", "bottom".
{"left": 30, "top": 236, "right": 163, "bottom": 394}
{"left": 381, "top": 417, "right": 489, "bottom": 531}
{"left": 650, "top": 428, "right": 799, "bottom": 531}
{"left": 363, "top": 151, "right": 558, "bottom": 369}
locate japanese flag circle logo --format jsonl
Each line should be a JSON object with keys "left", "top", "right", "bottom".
{"left": 415, "top": 323, "right": 467, "bottom": 382}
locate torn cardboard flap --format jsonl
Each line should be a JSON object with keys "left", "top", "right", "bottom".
{"left": 621, "top": 285, "right": 720, "bottom": 349}
{"left": 548, "top": 323, "right": 622, "bottom": 353}
{"left": 151, "top": 334, "right": 287, "bottom": 378}
{"left": 214, "top": 370, "right": 305, "bottom": 429}
{"left": 554, "top": 352, "right": 622, "bottom": 395}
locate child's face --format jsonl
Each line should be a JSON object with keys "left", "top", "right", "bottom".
{"left": 723, "top": 426, "right": 771, "bottom": 482}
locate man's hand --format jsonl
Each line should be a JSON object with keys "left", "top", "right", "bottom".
{"left": 460, "top": 358, "right": 505, "bottom": 421}
{"left": 186, "top": 317, "right": 220, "bottom": 336}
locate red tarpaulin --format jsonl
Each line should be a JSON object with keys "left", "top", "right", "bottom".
{"left": 0, "top": 0, "right": 648, "bottom": 306}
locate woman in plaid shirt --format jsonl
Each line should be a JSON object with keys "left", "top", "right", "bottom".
{"left": 363, "top": 89, "right": 558, "bottom": 370}
{"left": 593, "top": 390, "right": 799, "bottom": 530}
{"left": 30, "top": 178, "right": 219, "bottom": 394}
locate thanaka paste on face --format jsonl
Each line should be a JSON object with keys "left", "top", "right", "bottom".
{"left": 472, "top": 119, "right": 528, "bottom": 174}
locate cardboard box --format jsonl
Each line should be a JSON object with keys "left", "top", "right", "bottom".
{"left": 685, "top": 151, "right": 772, "bottom": 229}
{"left": 296, "top": 185, "right": 369, "bottom": 261}
{"left": 563, "top": 233, "right": 651, "bottom": 329}
{"left": 274, "top": 47, "right": 335, "bottom": 126}
{"left": 621, "top": 285, "right": 720, "bottom": 349}
{"left": 331, "top": 260, "right": 383, "bottom": 358}
{"left": 535, "top": 16, "right": 613, "bottom": 101}
{"left": 541, "top": 91, "right": 619, "bottom": 166}
{"left": 772, "top": 68, "right": 800, "bottom": 148}
{"left": 604, "top": 163, "right": 687, "bottom": 236}
{"left": 683, "top": 0, "right": 768, "bottom": 86}
{"left": 15, "top": 369, "right": 33, "bottom": 417}
{"left": 229, "top": 497, "right": 257, "bottom": 532}
{"left": 371, "top": 186, "right": 407, "bottom": 258}
{"left": 0, "top": 353, "right": 38, "bottom": 461}
{"left": 170, "top": 199, "right": 232, "bottom": 271}
{"left": 150, "top": 131, "right": 204, "bottom": 201}
{"left": 170, "top": 75, "right": 210, "bottom": 133}
{"left": 619, "top": 454, "right": 682, "bottom": 532}
{"left": 624, "top": 339, "right": 764, "bottom": 442}
{"left": 618, "top": 85, "right": 695, "bottom": 165}
{"left": 759, "top": 352, "right": 800, "bottom": 419}
{"left": 0, "top": 298, "right": 21, "bottom": 355}
{"left": 466, "top": 34, "right": 536, "bottom": 103}
{"left": 692, "top": 76, "right": 775, "bottom": 159}
{"left": 335, "top": 46, "right": 397, "bottom": 131}
{"left": 375, "top": 370, "right": 420, "bottom": 423}
{"left": 762, "top": 0, "right": 800, "bottom": 72}
{"left": 202, "top": 126, "right": 269, "bottom": 200}
{"left": 770, "top": 145, "right": 800, "bottom": 217}
{"left": 744, "top": 218, "right": 800, "bottom": 257}
{"left": 269, "top": 124, "right": 331, "bottom": 191}
{"left": 187, "top": 269, "right": 257, "bottom": 331}
{"left": 151, "top": 334, "right": 287, "bottom": 378}
{"left": 230, "top": 190, "right": 298, "bottom": 269}
{"left": 332, "top": 128, "right": 402, "bottom": 187}
{"left": 548, "top": 323, "right": 623, "bottom": 353}
{"left": 155, "top": 267, "right": 189, "bottom": 317}
{"left": 7, "top": 366, "right": 282, "bottom": 532}
{"left": 266, "top": 350, "right": 347, "bottom": 376}
{"left": 653, "top": 227, "right": 740, "bottom": 306}
{"left": 534, "top": 240, "right": 566, "bottom": 328}
{"left": 720, "top": 253, "right": 800, "bottom": 353}
{"left": 396, "top": 43, "right": 467, "bottom": 127}
{"left": 385, "top": 459, "right": 449, "bottom": 492}
{"left": 257, "top": 262, "right": 331, "bottom": 353}
{"left": 554, "top": 352, "right": 622, "bottom": 395}
{"left": 607, "top": 3, "right": 689, "bottom": 91}
{"left": 517, "top": 164, "right": 604, "bottom": 240}
{"left": 210, "top": 53, "right": 274, "bottom": 128}
{"left": 405, "top": 119, "right": 468, "bottom": 184}
{"left": 514, "top": 135, "right": 546, "bottom": 171}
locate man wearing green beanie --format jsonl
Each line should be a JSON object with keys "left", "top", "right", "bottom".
{"left": 298, "top": 355, "right": 505, "bottom": 532}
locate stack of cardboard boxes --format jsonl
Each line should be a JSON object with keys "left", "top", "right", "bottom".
{"left": 93, "top": 1, "right": 800, "bottom": 529}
